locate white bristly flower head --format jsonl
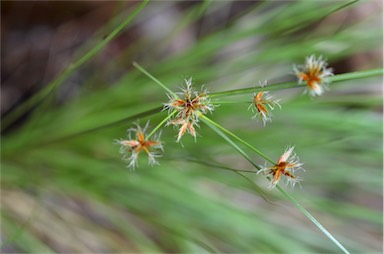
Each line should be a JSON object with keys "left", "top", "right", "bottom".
{"left": 248, "top": 81, "right": 281, "bottom": 125}
{"left": 258, "top": 146, "right": 304, "bottom": 189}
{"left": 163, "top": 78, "right": 215, "bottom": 142}
{"left": 115, "top": 122, "right": 163, "bottom": 169}
{"left": 293, "top": 55, "right": 333, "bottom": 96}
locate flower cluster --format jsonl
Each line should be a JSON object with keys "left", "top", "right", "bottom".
{"left": 116, "top": 122, "right": 163, "bottom": 169}
{"left": 258, "top": 146, "right": 304, "bottom": 189}
{"left": 248, "top": 82, "right": 281, "bottom": 125}
{"left": 164, "top": 78, "right": 215, "bottom": 142}
{"left": 294, "top": 55, "right": 333, "bottom": 96}
{"left": 117, "top": 55, "right": 335, "bottom": 189}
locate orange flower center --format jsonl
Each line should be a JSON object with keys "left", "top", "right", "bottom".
{"left": 132, "top": 131, "right": 159, "bottom": 155}
{"left": 300, "top": 70, "right": 322, "bottom": 89}
{"left": 254, "top": 92, "right": 268, "bottom": 113}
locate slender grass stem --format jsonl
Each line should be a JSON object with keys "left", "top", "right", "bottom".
{"left": 147, "top": 110, "right": 177, "bottom": 139}
{"left": 232, "top": 170, "right": 274, "bottom": 204}
{"left": 210, "top": 68, "right": 383, "bottom": 98}
{"left": 178, "top": 157, "right": 258, "bottom": 173}
{"left": 201, "top": 116, "right": 276, "bottom": 202}
{"left": 330, "top": 68, "right": 383, "bottom": 82}
{"left": 133, "top": 62, "right": 177, "bottom": 98}
{"left": 210, "top": 82, "right": 294, "bottom": 98}
{"left": 276, "top": 185, "right": 351, "bottom": 254}
{"left": 201, "top": 115, "right": 275, "bottom": 164}
{"left": 201, "top": 117, "right": 260, "bottom": 169}
{"left": 201, "top": 115, "right": 350, "bottom": 254}
{"left": 211, "top": 100, "right": 251, "bottom": 105}
{"left": 2, "top": 0, "right": 150, "bottom": 131}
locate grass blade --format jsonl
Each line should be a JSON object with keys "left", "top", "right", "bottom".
{"left": 2, "top": 0, "right": 150, "bottom": 131}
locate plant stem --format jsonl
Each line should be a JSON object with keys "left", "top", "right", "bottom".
{"left": 201, "top": 115, "right": 275, "bottom": 164}
{"left": 133, "top": 62, "right": 177, "bottom": 98}
{"left": 330, "top": 68, "right": 383, "bottom": 82}
{"left": 211, "top": 100, "right": 251, "bottom": 105}
{"left": 2, "top": 0, "right": 150, "bottom": 131}
{"left": 276, "top": 185, "right": 350, "bottom": 254}
{"left": 198, "top": 120, "right": 276, "bottom": 203}
{"left": 210, "top": 82, "right": 296, "bottom": 97}
{"left": 147, "top": 110, "right": 177, "bottom": 139}
{"left": 201, "top": 117, "right": 260, "bottom": 168}
{"left": 210, "top": 68, "right": 383, "bottom": 98}
{"left": 201, "top": 115, "right": 350, "bottom": 254}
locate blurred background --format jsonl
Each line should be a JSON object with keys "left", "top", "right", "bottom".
{"left": 1, "top": 1, "right": 383, "bottom": 253}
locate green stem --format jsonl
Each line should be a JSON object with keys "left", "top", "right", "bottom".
{"left": 133, "top": 62, "right": 177, "bottom": 98}
{"left": 210, "top": 82, "right": 296, "bottom": 97}
{"left": 2, "top": 0, "right": 150, "bottom": 131}
{"left": 211, "top": 100, "right": 251, "bottom": 105}
{"left": 202, "top": 116, "right": 350, "bottom": 254}
{"left": 147, "top": 110, "right": 177, "bottom": 139}
{"left": 210, "top": 68, "right": 383, "bottom": 98}
{"left": 276, "top": 185, "right": 350, "bottom": 254}
{"left": 330, "top": 68, "right": 383, "bottom": 82}
{"left": 201, "top": 115, "right": 275, "bottom": 164}
{"left": 201, "top": 117, "right": 260, "bottom": 169}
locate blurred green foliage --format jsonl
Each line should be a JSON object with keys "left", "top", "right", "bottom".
{"left": 1, "top": 1, "right": 382, "bottom": 253}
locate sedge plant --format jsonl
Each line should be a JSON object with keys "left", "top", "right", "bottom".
{"left": 2, "top": 1, "right": 382, "bottom": 253}
{"left": 132, "top": 62, "right": 381, "bottom": 254}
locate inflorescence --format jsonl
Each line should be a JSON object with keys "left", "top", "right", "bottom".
{"left": 117, "top": 54, "right": 334, "bottom": 190}
{"left": 294, "top": 55, "right": 333, "bottom": 96}
{"left": 258, "top": 146, "right": 304, "bottom": 189}
{"left": 164, "top": 78, "right": 215, "bottom": 142}
{"left": 116, "top": 122, "right": 163, "bottom": 169}
{"left": 248, "top": 81, "right": 281, "bottom": 125}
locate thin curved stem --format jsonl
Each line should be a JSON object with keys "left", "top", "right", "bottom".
{"left": 133, "top": 62, "right": 177, "bottom": 98}
{"left": 201, "top": 115, "right": 275, "bottom": 164}
{"left": 147, "top": 110, "right": 177, "bottom": 139}
{"left": 276, "top": 184, "right": 350, "bottom": 254}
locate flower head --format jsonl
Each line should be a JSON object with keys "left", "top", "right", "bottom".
{"left": 248, "top": 81, "right": 281, "bottom": 125}
{"left": 116, "top": 122, "right": 163, "bottom": 169}
{"left": 258, "top": 146, "right": 304, "bottom": 189}
{"left": 164, "top": 78, "right": 215, "bottom": 142}
{"left": 294, "top": 55, "right": 333, "bottom": 96}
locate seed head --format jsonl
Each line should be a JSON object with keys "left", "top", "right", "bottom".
{"left": 116, "top": 122, "right": 163, "bottom": 169}
{"left": 164, "top": 78, "right": 215, "bottom": 142}
{"left": 248, "top": 81, "right": 281, "bottom": 125}
{"left": 294, "top": 55, "right": 333, "bottom": 96}
{"left": 258, "top": 146, "right": 304, "bottom": 189}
